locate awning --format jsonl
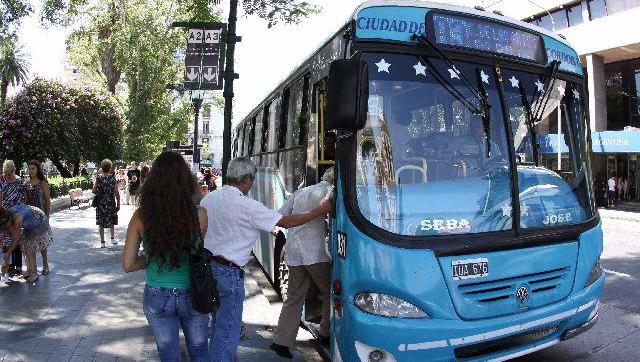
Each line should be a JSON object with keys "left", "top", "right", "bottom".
{"left": 537, "top": 130, "right": 640, "bottom": 154}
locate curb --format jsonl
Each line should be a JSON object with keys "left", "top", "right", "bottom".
{"left": 50, "top": 190, "right": 95, "bottom": 214}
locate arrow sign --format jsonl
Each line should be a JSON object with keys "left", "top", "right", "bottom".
{"left": 203, "top": 66, "right": 217, "bottom": 82}
{"left": 186, "top": 66, "right": 200, "bottom": 81}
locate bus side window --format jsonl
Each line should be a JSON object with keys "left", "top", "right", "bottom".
{"left": 260, "top": 105, "right": 270, "bottom": 153}
{"left": 315, "top": 78, "right": 335, "bottom": 177}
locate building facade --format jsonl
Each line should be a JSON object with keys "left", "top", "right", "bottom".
{"left": 485, "top": 0, "right": 640, "bottom": 200}
{"left": 186, "top": 103, "right": 224, "bottom": 169}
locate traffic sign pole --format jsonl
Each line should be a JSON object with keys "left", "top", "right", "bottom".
{"left": 222, "top": 0, "right": 239, "bottom": 182}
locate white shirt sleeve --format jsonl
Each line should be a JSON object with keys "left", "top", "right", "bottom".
{"left": 250, "top": 200, "right": 283, "bottom": 232}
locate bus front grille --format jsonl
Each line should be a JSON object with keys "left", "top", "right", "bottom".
{"left": 458, "top": 267, "right": 571, "bottom": 304}
{"left": 454, "top": 324, "right": 559, "bottom": 359}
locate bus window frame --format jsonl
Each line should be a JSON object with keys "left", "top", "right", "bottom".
{"left": 337, "top": 47, "right": 599, "bottom": 256}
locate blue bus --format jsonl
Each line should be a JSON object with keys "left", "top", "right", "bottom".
{"left": 234, "top": 1, "right": 603, "bottom": 360}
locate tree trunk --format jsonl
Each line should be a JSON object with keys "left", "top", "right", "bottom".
{"left": 50, "top": 158, "right": 73, "bottom": 178}
{"left": 0, "top": 80, "right": 8, "bottom": 109}
{"left": 72, "top": 159, "right": 81, "bottom": 176}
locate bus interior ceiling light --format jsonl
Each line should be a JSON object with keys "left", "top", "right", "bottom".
{"left": 354, "top": 292, "right": 429, "bottom": 318}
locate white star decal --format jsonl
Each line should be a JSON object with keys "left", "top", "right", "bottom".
{"left": 535, "top": 80, "right": 544, "bottom": 93}
{"left": 480, "top": 70, "right": 489, "bottom": 84}
{"left": 448, "top": 66, "right": 460, "bottom": 79}
{"left": 375, "top": 58, "right": 391, "bottom": 73}
{"left": 509, "top": 76, "right": 519, "bottom": 88}
{"left": 501, "top": 204, "right": 512, "bottom": 217}
{"left": 557, "top": 85, "right": 565, "bottom": 95}
{"left": 413, "top": 62, "right": 427, "bottom": 76}
{"left": 521, "top": 203, "right": 530, "bottom": 216}
{"left": 573, "top": 89, "right": 580, "bottom": 100}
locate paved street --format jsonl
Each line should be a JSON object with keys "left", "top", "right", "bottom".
{"left": 1, "top": 204, "right": 639, "bottom": 361}
{"left": 0, "top": 204, "right": 321, "bottom": 362}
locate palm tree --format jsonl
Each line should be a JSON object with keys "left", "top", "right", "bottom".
{"left": 0, "top": 36, "right": 29, "bottom": 108}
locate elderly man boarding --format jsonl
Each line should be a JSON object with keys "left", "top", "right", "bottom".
{"left": 270, "top": 167, "right": 334, "bottom": 359}
{"left": 200, "top": 157, "right": 332, "bottom": 362}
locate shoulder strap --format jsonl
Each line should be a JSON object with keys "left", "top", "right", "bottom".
{"left": 193, "top": 207, "right": 204, "bottom": 252}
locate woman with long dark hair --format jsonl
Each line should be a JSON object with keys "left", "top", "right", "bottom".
{"left": 24, "top": 160, "right": 52, "bottom": 275}
{"left": 122, "top": 151, "right": 209, "bottom": 362}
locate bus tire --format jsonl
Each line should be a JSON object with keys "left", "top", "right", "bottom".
{"left": 274, "top": 232, "right": 289, "bottom": 299}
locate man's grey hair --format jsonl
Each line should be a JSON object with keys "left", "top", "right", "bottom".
{"left": 322, "top": 166, "right": 335, "bottom": 183}
{"left": 226, "top": 157, "right": 257, "bottom": 184}
{"left": 2, "top": 160, "right": 15, "bottom": 175}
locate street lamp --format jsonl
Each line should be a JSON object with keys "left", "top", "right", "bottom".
{"left": 190, "top": 89, "right": 205, "bottom": 167}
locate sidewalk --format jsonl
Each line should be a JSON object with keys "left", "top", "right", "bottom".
{"left": 0, "top": 204, "right": 322, "bottom": 362}
{"left": 598, "top": 201, "right": 640, "bottom": 222}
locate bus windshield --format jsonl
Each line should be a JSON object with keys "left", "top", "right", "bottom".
{"left": 355, "top": 52, "right": 593, "bottom": 237}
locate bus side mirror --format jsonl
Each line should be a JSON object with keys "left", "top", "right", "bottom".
{"left": 326, "top": 59, "right": 369, "bottom": 131}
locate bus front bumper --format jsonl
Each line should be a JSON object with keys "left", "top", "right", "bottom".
{"left": 334, "top": 276, "right": 603, "bottom": 362}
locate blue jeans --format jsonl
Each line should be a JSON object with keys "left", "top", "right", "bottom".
{"left": 143, "top": 285, "right": 210, "bottom": 362}
{"left": 209, "top": 261, "right": 245, "bottom": 362}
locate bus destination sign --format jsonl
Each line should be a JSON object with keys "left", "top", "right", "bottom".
{"left": 431, "top": 13, "right": 545, "bottom": 63}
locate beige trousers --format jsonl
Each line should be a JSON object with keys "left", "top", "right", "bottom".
{"left": 274, "top": 262, "right": 331, "bottom": 347}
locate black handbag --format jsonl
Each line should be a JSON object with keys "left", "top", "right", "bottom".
{"left": 190, "top": 215, "right": 219, "bottom": 314}
{"left": 92, "top": 178, "right": 101, "bottom": 207}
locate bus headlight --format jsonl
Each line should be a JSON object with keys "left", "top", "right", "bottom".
{"left": 585, "top": 258, "right": 603, "bottom": 287}
{"left": 354, "top": 292, "right": 429, "bottom": 318}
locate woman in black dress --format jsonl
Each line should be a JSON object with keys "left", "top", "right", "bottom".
{"left": 93, "top": 159, "right": 120, "bottom": 248}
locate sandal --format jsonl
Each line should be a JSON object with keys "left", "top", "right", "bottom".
{"left": 41, "top": 266, "right": 50, "bottom": 275}
{"left": 26, "top": 274, "right": 39, "bottom": 283}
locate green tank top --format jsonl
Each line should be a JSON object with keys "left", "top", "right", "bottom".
{"left": 143, "top": 236, "right": 195, "bottom": 290}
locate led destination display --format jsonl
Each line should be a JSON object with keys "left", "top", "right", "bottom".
{"left": 432, "top": 13, "right": 545, "bottom": 63}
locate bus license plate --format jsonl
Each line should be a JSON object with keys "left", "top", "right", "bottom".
{"left": 452, "top": 258, "right": 489, "bottom": 280}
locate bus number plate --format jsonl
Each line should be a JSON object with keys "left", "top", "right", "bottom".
{"left": 452, "top": 258, "right": 489, "bottom": 280}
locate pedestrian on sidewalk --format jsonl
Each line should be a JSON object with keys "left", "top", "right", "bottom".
{"left": 24, "top": 160, "right": 52, "bottom": 275}
{"left": 127, "top": 162, "right": 141, "bottom": 205}
{"left": 0, "top": 204, "right": 53, "bottom": 283}
{"left": 200, "top": 156, "right": 332, "bottom": 362}
{"left": 271, "top": 167, "right": 335, "bottom": 359}
{"left": 93, "top": 159, "right": 120, "bottom": 248}
{"left": 608, "top": 176, "right": 616, "bottom": 208}
{"left": 122, "top": 151, "right": 209, "bottom": 362}
{"left": 0, "top": 160, "right": 24, "bottom": 276}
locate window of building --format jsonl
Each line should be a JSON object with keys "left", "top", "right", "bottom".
{"left": 536, "top": 13, "right": 554, "bottom": 30}
{"left": 203, "top": 121, "right": 210, "bottom": 135}
{"left": 588, "top": 0, "right": 608, "bottom": 19}
{"left": 550, "top": 9, "right": 569, "bottom": 30}
{"left": 202, "top": 104, "right": 212, "bottom": 119}
{"left": 566, "top": 2, "right": 584, "bottom": 26}
{"left": 604, "top": 59, "right": 640, "bottom": 130}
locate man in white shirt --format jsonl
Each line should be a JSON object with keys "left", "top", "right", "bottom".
{"left": 200, "top": 157, "right": 331, "bottom": 362}
{"left": 607, "top": 176, "right": 616, "bottom": 208}
{"left": 270, "top": 167, "right": 334, "bottom": 359}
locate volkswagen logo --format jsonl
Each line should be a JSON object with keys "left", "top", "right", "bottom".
{"left": 516, "top": 286, "right": 529, "bottom": 303}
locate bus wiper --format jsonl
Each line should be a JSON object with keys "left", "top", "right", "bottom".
{"left": 475, "top": 68, "right": 492, "bottom": 158}
{"left": 518, "top": 82, "right": 539, "bottom": 165}
{"left": 517, "top": 60, "right": 560, "bottom": 166}
{"left": 532, "top": 60, "right": 561, "bottom": 126}
{"left": 411, "top": 33, "right": 492, "bottom": 156}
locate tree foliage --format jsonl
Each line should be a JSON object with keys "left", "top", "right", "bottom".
{"left": 0, "top": 78, "right": 124, "bottom": 176}
{"left": 0, "top": 34, "right": 29, "bottom": 108}
{"left": 60, "top": 0, "right": 319, "bottom": 160}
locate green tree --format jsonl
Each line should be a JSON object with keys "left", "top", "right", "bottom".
{"left": 61, "top": 0, "right": 320, "bottom": 161}
{"left": 0, "top": 35, "right": 29, "bottom": 108}
{"left": 0, "top": 78, "right": 124, "bottom": 176}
